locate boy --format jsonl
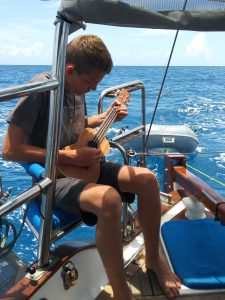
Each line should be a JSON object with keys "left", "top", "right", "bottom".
{"left": 2, "top": 34, "right": 180, "bottom": 300}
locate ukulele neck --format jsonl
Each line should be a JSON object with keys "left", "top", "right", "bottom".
{"left": 94, "top": 105, "right": 117, "bottom": 144}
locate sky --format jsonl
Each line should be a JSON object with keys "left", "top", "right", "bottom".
{"left": 1, "top": 0, "right": 225, "bottom": 66}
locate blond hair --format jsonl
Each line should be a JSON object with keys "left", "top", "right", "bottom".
{"left": 66, "top": 34, "right": 113, "bottom": 75}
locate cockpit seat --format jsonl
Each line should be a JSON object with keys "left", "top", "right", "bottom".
{"left": 161, "top": 218, "right": 225, "bottom": 290}
{"left": 21, "top": 162, "right": 82, "bottom": 242}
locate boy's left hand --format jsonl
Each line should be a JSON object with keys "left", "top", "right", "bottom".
{"left": 106, "top": 100, "right": 128, "bottom": 122}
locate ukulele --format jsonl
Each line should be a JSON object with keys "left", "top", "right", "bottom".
{"left": 58, "top": 88, "right": 130, "bottom": 182}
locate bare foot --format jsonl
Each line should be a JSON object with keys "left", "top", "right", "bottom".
{"left": 113, "top": 294, "right": 136, "bottom": 300}
{"left": 113, "top": 285, "right": 135, "bottom": 300}
{"left": 146, "top": 257, "right": 181, "bottom": 299}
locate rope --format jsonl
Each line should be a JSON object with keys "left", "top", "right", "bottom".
{"left": 186, "top": 163, "right": 225, "bottom": 187}
{"left": 125, "top": 149, "right": 225, "bottom": 188}
{"left": 134, "top": 150, "right": 225, "bottom": 156}
{"left": 0, "top": 200, "right": 32, "bottom": 258}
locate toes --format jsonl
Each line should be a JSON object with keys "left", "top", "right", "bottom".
{"left": 173, "top": 273, "right": 181, "bottom": 284}
{"left": 165, "top": 287, "right": 179, "bottom": 299}
{"left": 164, "top": 281, "right": 180, "bottom": 299}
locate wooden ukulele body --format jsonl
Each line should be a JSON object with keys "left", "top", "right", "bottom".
{"left": 58, "top": 88, "right": 129, "bottom": 183}
{"left": 58, "top": 128, "right": 110, "bottom": 183}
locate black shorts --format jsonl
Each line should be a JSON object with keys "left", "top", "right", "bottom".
{"left": 54, "top": 162, "right": 135, "bottom": 226}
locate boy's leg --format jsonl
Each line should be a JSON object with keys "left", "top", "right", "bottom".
{"left": 79, "top": 183, "right": 133, "bottom": 300}
{"left": 117, "top": 165, "right": 181, "bottom": 299}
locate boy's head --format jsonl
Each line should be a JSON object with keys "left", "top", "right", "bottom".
{"left": 66, "top": 34, "right": 113, "bottom": 75}
{"left": 65, "top": 35, "right": 113, "bottom": 95}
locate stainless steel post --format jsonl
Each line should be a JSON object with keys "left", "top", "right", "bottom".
{"left": 37, "top": 20, "right": 70, "bottom": 267}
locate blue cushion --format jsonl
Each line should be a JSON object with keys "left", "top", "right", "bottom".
{"left": 161, "top": 218, "right": 225, "bottom": 289}
{"left": 27, "top": 200, "right": 79, "bottom": 232}
{"left": 20, "top": 162, "right": 45, "bottom": 180}
{"left": 20, "top": 162, "right": 81, "bottom": 232}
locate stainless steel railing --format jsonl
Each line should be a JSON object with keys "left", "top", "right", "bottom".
{"left": 0, "top": 79, "right": 59, "bottom": 102}
{"left": 0, "top": 20, "right": 72, "bottom": 267}
{"left": 98, "top": 81, "right": 146, "bottom": 238}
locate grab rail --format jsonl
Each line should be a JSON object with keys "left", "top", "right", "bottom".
{"left": 98, "top": 80, "right": 146, "bottom": 155}
{"left": 98, "top": 81, "right": 146, "bottom": 239}
{"left": 164, "top": 154, "right": 225, "bottom": 224}
{"left": 173, "top": 166, "right": 225, "bottom": 223}
{"left": 0, "top": 20, "right": 71, "bottom": 267}
{"left": 0, "top": 79, "right": 59, "bottom": 218}
{"left": 0, "top": 79, "right": 59, "bottom": 102}
{"left": 0, "top": 178, "right": 52, "bottom": 217}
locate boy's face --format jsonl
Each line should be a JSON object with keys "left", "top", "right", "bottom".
{"left": 65, "top": 64, "right": 106, "bottom": 95}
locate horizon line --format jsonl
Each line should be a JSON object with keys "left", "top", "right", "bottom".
{"left": 0, "top": 64, "right": 225, "bottom": 67}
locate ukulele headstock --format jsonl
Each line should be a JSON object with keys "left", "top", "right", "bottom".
{"left": 116, "top": 88, "right": 130, "bottom": 106}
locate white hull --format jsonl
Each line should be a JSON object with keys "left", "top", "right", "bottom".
{"left": 31, "top": 245, "right": 108, "bottom": 300}
{"left": 4, "top": 233, "right": 144, "bottom": 300}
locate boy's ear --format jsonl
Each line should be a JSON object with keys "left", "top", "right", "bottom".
{"left": 65, "top": 64, "right": 75, "bottom": 75}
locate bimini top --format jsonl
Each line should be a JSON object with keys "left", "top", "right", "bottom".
{"left": 56, "top": 0, "right": 225, "bottom": 34}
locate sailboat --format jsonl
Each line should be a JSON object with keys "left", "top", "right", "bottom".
{"left": 0, "top": 1, "right": 225, "bottom": 299}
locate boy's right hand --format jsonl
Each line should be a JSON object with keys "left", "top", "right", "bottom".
{"left": 74, "top": 147, "right": 103, "bottom": 166}
{"left": 61, "top": 147, "right": 103, "bottom": 167}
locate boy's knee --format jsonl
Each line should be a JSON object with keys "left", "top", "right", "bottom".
{"left": 101, "top": 187, "right": 122, "bottom": 220}
{"left": 137, "top": 169, "right": 159, "bottom": 191}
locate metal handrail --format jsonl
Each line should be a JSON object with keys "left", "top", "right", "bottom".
{"left": 0, "top": 178, "right": 52, "bottom": 218}
{"left": 0, "top": 79, "right": 59, "bottom": 102}
{"left": 0, "top": 79, "right": 58, "bottom": 220}
{"left": 98, "top": 81, "right": 147, "bottom": 238}
{"left": 37, "top": 20, "right": 70, "bottom": 266}
{"left": 98, "top": 80, "right": 146, "bottom": 163}
{"left": 0, "top": 21, "right": 71, "bottom": 267}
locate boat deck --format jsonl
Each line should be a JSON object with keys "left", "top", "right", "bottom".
{"left": 97, "top": 193, "right": 225, "bottom": 300}
{"left": 96, "top": 248, "right": 165, "bottom": 300}
{"left": 97, "top": 248, "right": 225, "bottom": 300}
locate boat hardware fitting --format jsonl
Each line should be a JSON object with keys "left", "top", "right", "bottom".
{"left": 182, "top": 196, "right": 206, "bottom": 219}
{"left": 61, "top": 261, "right": 78, "bottom": 290}
{"left": 25, "top": 267, "right": 47, "bottom": 283}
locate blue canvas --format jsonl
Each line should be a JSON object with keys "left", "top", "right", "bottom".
{"left": 161, "top": 218, "right": 225, "bottom": 289}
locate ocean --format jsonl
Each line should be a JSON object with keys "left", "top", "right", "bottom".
{"left": 0, "top": 65, "right": 225, "bottom": 263}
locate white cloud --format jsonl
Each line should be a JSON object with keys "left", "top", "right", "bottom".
{"left": 0, "top": 41, "right": 51, "bottom": 58}
{"left": 185, "top": 33, "right": 211, "bottom": 60}
{"left": 0, "top": 21, "right": 54, "bottom": 64}
{"left": 0, "top": 42, "right": 53, "bottom": 63}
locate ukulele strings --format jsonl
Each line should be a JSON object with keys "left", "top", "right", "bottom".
{"left": 97, "top": 93, "right": 129, "bottom": 143}
{"left": 97, "top": 107, "right": 117, "bottom": 142}
{"left": 88, "top": 106, "right": 117, "bottom": 147}
{"left": 88, "top": 90, "right": 128, "bottom": 148}
{"left": 88, "top": 107, "right": 117, "bottom": 146}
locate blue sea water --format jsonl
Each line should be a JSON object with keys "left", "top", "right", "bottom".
{"left": 0, "top": 65, "right": 225, "bottom": 263}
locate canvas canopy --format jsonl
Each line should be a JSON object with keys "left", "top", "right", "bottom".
{"left": 56, "top": 0, "right": 225, "bottom": 34}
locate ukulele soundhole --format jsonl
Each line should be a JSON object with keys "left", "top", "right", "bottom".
{"left": 87, "top": 139, "right": 99, "bottom": 148}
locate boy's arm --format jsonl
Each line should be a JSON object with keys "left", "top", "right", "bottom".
{"left": 86, "top": 112, "right": 107, "bottom": 128}
{"left": 2, "top": 124, "right": 46, "bottom": 163}
{"left": 2, "top": 124, "right": 102, "bottom": 167}
{"left": 86, "top": 100, "right": 128, "bottom": 128}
